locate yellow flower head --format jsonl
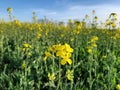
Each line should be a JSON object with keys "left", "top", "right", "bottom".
{"left": 64, "top": 43, "right": 74, "bottom": 53}
{"left": 66, "top": 69, "right": 74, "bottom": 81}
{"left": 111, "top": 22, "right": 116, "bottom": 27}
{"left": 7, "top": 7, "right": 13, "bottom": 13}
{"left": 91, "top": 43, "right": 97, "bottom": 47}
{"left": 90, "top": 36, "right": 98, "bottom": 42}
{"left": 116, "top": 84, "right": 120, "bottom": 90}
{"left": 60, "top": 58, "right": 72, "bottom": 65}
{"left": 37, "top": 33, "right": 41, "bottom": 38}
{"left": 14, "top": 20, "right": 22, "bottom": 27}
{"left": 70, "top": 38, "right": 74, "bottom": 41}
{"left": 23, "top": 43, "right": 32, "bottom": 48}
{"left": 45, "top": 51, "right": 52, "bottom": 57}
{"left": 48, "top": 73, "right": 56, "bottom": 81}
{"left": 48, "top": 45, "right": 57, "bottom": 52}
{"left": 77, "top": 25, "right": 81, "bottom": 30}
{"left": 56, "top": 50, "right": 66, "bottom": 57}
{"left": 21, "top": 61, "right": 26, "bottom": 69}
{"left": 27, "top": 52, "right": 32, "bottom": 56}
{"left": 55, "top": 44, "right": 65, "bottom": 51}
{"left": 87, "top": 48, "right": 92, "bottom": 54}
{"left": 44, "top": 43, "right": 73, "bottom": 66}
{"left": 43, "top": 51, "right": 53, "bottom": 61}
{"left": 60, "top": 34, "right": 64, "bottom": 37}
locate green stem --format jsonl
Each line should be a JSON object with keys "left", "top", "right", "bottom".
{"left": 57, "top": 61, "right": 61, "bottom": 90}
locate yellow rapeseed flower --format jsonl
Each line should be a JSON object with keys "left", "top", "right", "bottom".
{"left": 66, "top": 69, "right": 74, "bottom": 81}
{"left": 111, "top": 22, "right": 116, "bottom": 27}
{"left": 70, "top": 38, "right": 74, "bottom": 41}
{"left": 37, "top": 33, "right": 41, "bottom": 38}
{"left": 90, "top": 36, "right": 98, "bottom": 42}
{"left": 55, "top": 44, "right": 65, "bottom": 51}
{"left": 56, "top": 50, "right": 66, "bottom": 58}
{"left": 91, "top": 43, "right": 97, "bottom": 47}
{"left": 87, "top": 48, "right": 92, "bottom": 54}
{"left": 116, "top": 84, "right": 120, "bottom": 90}
{"left": 43, "top": 51, "right": 53, "bottom": 61}
{"left": 27, "top": 52, "right": 32, "bottom": 56}
{"left": 21, "top": 61, "right": 26, "bottom": 69}
{"left": 22, "top": 43, "right": 32, "bottom": 51}
{"left": 48, "top": 73, "right": 56, "bottom": 81}
{"left": 44, "top": 43, "right": 73, "bottom": 66}
{"left": 61, "top": 58, "right": 72, "bottom": 65}
{"left": 23, "top": 43, "right": 32, "bottom": 48}
{"left": 7, "top": 7, "right": 13, "bottom": 13}
{"left": 60, "top": 34, "right": 64, "bottom": 37}
{"left": 14, "top": 20, "right": 22, "bottom": 27}
{"left": 64, "top": 43, "right": 74, "bottom": 53}
{"left": 77, "top": 25, "right": 81, "bottom": 30}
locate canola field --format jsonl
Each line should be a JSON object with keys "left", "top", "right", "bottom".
{"left": 0, "top": 8, "right": 120, "bottom": 90}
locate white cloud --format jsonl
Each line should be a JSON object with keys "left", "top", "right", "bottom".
{"left": 32, "top": 9, "right": 57, "bottom": 16}
{"left": 49, "top": 4, "right": 120, "bottom": 22}
{"left": 3, "top": 4, "right": 119, "bottom": 23}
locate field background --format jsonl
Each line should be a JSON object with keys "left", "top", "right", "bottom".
{"left": 0, "top": 8, "right": 120, "bottom": 90}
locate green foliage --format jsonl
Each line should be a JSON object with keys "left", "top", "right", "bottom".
{"left": 0, "top": 20, "right": 120, "bottom": 90}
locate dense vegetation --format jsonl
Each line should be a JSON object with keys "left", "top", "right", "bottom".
{"left": 0, "top": 8, "right": 120, "bottom": 90}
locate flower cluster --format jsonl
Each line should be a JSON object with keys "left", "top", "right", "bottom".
{"left": 22, "top": 43, "right": 32, "bottom": 57}
{"left": 73, "top": 23, "right": 82, "bottom": 35}
{"left": 23, "top": 43, "right": 32, "bottom": 51}
{"left": 44, "top": 43, "right": 74, "bottom": 65}
{"left": 48, "top": 73, "right": 56, "bottom": 82}
{"left": 105, "top": 13, "right": 117, "bottom": 29}
{"left": 13, "top": 20, "right": 22, "bottom": 27}
{"left": 66, "top": 69, "right": 74, "bottom": 81}
{"left": 87, "top": 36, "right": 98, "bottom": 54}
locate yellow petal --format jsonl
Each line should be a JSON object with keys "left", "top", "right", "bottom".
{"left": 60, "top": 59, "right": 67, "bottom": 65}
{"left": 43, "top": 56, "right": 47, "bottom": 61}
{"left": 67, "top": 59, "right": 72, "bottom": 65}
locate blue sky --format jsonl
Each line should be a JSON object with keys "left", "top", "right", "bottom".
{"left": 0, "top": 0, "right": 120, "bottom": 22}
